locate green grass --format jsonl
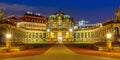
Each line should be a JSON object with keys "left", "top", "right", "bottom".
{"left": 24, "top": 42, "right": 49, "bottom": 45}
{"left": 72, "top": 42, "right": 94, "bottom": 44}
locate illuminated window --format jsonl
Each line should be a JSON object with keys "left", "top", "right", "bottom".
{"left": 43, "top": 33, "right": 46, "bottom": 38}
{"left": 85, "top": 32, "right": 87, "bottom": 38}
{"left": 58, "top": 21, "right": 62, "bottom": 29}
{"left": 29, "top": 33, "right": 31, "bottom": 38}
{"left": 91, "top": 32, "right": 93, "bottom": 37}
{"left": 81, "top": 33, "right": 83, "bottom": 38}
{"left": 66, "top": 22, "right": 69, "bottom": 28}
{"left": 114, "top": 27, "right": 119, "bottom": 35}
{"left": 88, "top": 32, "right": 90, "bottom": 38}
{"left": 74, "top": 33, "right": 76, "bottom": 38}
{"left": 77, "top": 33, "right": 80, "bottom": 38}
{"left": 36, "top": 33, "right": 38, "bottom": 38}
{"left": 50, "top": 22, "right": 53, "bottom": 29}
{"left": 40, "top": 33, "right": 42, "bottom": 38}
{"left": 32, "top": 33, "right": 34, "bottom": 38}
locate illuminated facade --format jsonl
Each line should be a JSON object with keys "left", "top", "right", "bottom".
{"left": 0, "top": 8, "right": 120, "bottom": 44}
{"left": 75, "top": 7, "right": 120, "bottom": 43}
{"left": 0, "top": 12, "right": 46, "bottom": 44}
{"left": 46, "top": 11, "right": 74, "bottom": 42}
{"left": 74, "top": 21, "right": 102, "bottom": 30}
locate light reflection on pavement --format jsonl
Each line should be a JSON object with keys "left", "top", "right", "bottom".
{"left": 3, "top": 44, "right": 120, "bottom": 60}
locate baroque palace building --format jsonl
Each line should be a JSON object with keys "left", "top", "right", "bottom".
{"left": 46, "top": 11, "right": 74, "bottom": 42}
{"left": 0, "top": 11, "right": 46, "bottom": 44}
{"left": 74, "top": 8, "right": 120, "bottom": 43}
{"left": 0, "top": 8, "right": 120, "bottom": 44}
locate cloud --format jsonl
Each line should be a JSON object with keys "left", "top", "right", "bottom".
{"left": 0, "top": 3, "right": 37, "bottom": 17}
{"left": 0, "top": 3, "right": 59, "bottom": 17}
{"left": 0, "top": 3, "right": 34, "bottom": 11}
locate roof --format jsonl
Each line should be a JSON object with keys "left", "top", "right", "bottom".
{"left": 49, "top": 10, "right": 71, "bottom": 18}
{"left": 24, "top": 13, "right": 45, "bottom": 18}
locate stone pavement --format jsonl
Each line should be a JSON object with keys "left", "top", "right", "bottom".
{"left": 3, "top": 44, "right": 120, "bottom": 60}
{"left": 66, "top": 44, "right": 120, "bottom": 59}
{"left": 0, "top": 44, "right": 52, "bottom": 59}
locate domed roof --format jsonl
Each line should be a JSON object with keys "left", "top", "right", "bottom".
{"left": 48, "top": 9, "right": 72, "bottom": 19}
{"left": 64, "top": 15, "right": 70, "bottom": 18}
{"left": 49, "top": 15, "right": 56, "bottom": 18}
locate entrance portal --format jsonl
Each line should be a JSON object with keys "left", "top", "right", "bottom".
{"left": 57, "top": 32, "right": 62, "bottom": 44}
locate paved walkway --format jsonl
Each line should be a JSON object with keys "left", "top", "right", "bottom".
{"left": 3, "top": 44, "right": 120, "bottom": 60}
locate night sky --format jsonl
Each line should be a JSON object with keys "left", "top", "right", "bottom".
{"left": 0, "top": 0, "right": 120, "bottom": 23}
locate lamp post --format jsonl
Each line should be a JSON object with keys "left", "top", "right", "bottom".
{"left": 6, "top": 33, "right": 11, "bottom": 52}
{"left": 69, "top": 28, "right": 73, "bottom": 32}
{"left": 106, "top": 33, "right": 112, "bottom": 52}
{"left": 46, "top": 29, "right": 50, "bottom": 41}
{"left": 47, "top": 29, "right": 50, "bottom": 32}
{"left": 69, "top": 28, "right": 73, "bottom": 41}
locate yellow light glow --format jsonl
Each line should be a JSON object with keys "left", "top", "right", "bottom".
{"left": 69, "top": 28, "right": 73, "bottom": 32}
{"left": 6, "top": 33, "right": 11, "bottom": 39}
{"left": 66, "top": 32, "right": 69, "bottom": 34}
{"left": 106, "top": 33, "right": 112, "bottom": 39}
{"left": 47, "top": 29, "right": 50, "bottom": 32}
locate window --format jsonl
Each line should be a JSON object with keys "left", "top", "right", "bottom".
{"left": 50, "top": 22, "right": 53, "bottom": 29}
{"left": 77, "top": 33, "right": 80, "bottom": 38}
{"left": 85, "top": 32, "right": 87, "bottom": 38}
{"left": 36, "top": 33, "right": 38, "bottom": 38}
{"left": 88, "top": 32, "right": 90, "bottom": 38}
{"left": 81, "top": 32, "right": 83, "bottom": 38}
{"left": 74, "top": 32, "right": 76, "bottom": 38}
{"left": 29, "top": 33, "right": 31, "bottom": 38}
{"left": 66, "top": 22, "right": 69, "bottom": 28}
{"left": 58, "top": 21, "right": 62, "bottom": 29}
{"left": 40, "top": 33, "right": 42, "bottom": 38}
{"left": 91, "top": 32, "right": 93, "bottom": 38}
{"left": 43, "top": 33, "right": 46, "bottom": 38}
{"left": 32, "top": 33, "right": 34, "bottom": 38}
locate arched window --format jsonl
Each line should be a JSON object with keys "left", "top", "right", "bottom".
{"left": 43, "top": 33, "right": 46, "bottom": 38}
{"left": 58, "top": 21, "right": 62, "bottom": 29}
{"left": 36, "top": 33, "right": 38, "bottom": 38}
{"left": 40, "top": 33, "right": 42, "bottom": 38}
{"left": 114, "top": 27, "right": 119, "bottom": 42}
{"left": 81, "top": 32, "right": 83, "bottom": 38}
{"left": 66, "top": 22, "right": 69, "bottom": 28}
{"left": 74, "top": 32, "right": 76, "bottom": 38}
{"left": 77, "top": 33, "right": 80, "bottom": 38}
{"left": 88, "top": 32, "right": 90, "bottom": 38}
{"left": 114, "top": 27, "right": 119, "bottom": 35}
{"left": 50, "top": 22, "right": 53, "bottom": 29}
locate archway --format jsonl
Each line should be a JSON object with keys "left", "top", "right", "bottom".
{"left": 57, "top": 31, "right": 62, "bottom": 44}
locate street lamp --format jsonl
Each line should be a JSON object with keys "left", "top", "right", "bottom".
{"left": 106, "top": 33, "right": 112, "bottom": 39}
{"left": 106, "top": 33, "right": 112, "bottom": 52}
{"left": 47, "top": 29, "right": 50, "bottom": 32}
{"left": 69, "top": 28, "right": 73, "bottom": 32}
{"left": 6, "top": 33, "right": 11, "bottom": 52}
{"left": 6, "top": 33, "right": 11, "bottom": 39}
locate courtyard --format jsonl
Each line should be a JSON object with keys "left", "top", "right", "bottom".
{"left": 0, "top": 44, "right": 120, "bottom": 60}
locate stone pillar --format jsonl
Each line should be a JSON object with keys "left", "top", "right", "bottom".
{"left": 106, "top": 40, "right": 112, "bottom": 52}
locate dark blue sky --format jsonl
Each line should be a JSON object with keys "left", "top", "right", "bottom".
{"left": 0, "top": 0, "right": 120, "bottom": 23}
